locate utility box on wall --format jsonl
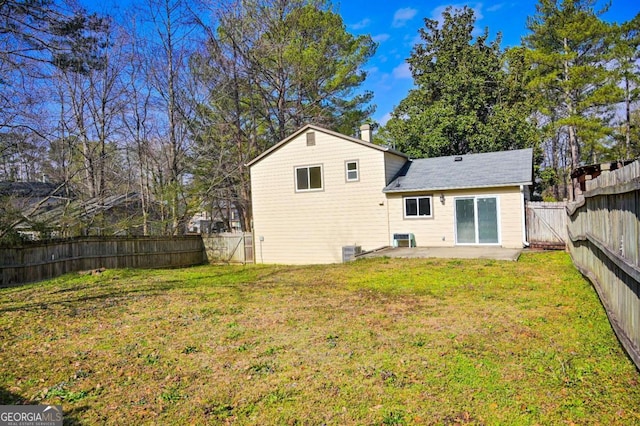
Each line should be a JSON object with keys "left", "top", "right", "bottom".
{"left": 393, "top": 233, "right": 416, "bottom": 248}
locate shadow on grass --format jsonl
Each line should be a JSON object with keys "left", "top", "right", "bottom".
{"left": 0, "top": 385, "right": 88, "bottom": 425}
{"left": 0, "top": 265, "right": 301, "bottom": 314}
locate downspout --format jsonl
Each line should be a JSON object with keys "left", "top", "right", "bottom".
{"left": 520, "top": 185, "right": 530, "bottom": 247}
{"left": 386, "top": 193, "right": 391, "bottom": 246}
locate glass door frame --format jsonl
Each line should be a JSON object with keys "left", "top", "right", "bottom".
{"left": 453, "top": 196, "right": 501, "bottom": 245}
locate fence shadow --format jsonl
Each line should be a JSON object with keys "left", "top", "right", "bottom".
{"left": 0, "top": 266, "right": 266, "bottom": 314}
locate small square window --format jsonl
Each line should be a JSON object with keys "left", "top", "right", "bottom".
{"left": 346, "top": 160, "right": 359, "bottom": 182}
{"left": 404, "top": 196, "right": 432, "bottom": 218}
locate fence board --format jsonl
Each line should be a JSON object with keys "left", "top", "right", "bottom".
{"left": 0, "top": 236, "right": 206, "bottom": 287}
{"left": 567, "top": 161, "right": 640, "bottom": 370}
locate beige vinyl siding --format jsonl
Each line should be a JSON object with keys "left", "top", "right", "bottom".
{"left": 386, "top": 186, "right": 525, "bottom": 248}
{"left": 384, "top": 152, "right": 407, "bottom": 184}
{"left": 251, "top": 130, "right": 391, "bottom": 264}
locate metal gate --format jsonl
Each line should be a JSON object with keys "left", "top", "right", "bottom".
{"left": 526, "top": 201, "right": 567, "bottom": 249}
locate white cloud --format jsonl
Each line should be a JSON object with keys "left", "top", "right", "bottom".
{"left": 486, "top": 3, "right": 504, "bottom": 12}
{"left": 430, "top": 3, "right": 484, "bottom": 24}
{"left": 351, "top": 18, "right": 371, "bottom": 30}
{"left": 372, "top": 33, "right": 391, "bottom": 43}
{"left": 392, "top": 7, "right": 418, "bottom": 28}
{"left": 379, "top": 112, "right": 393, "bottom": 126}
{"left": 392, "top": 62, "right": 412, "bottom": 79}
{"left": 404, "top": 33, "right": 422, "bottom": 47}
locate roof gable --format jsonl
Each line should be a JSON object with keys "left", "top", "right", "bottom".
{"left": 247, "top": 124, "right": 408, "bottom": 167}
{"left": 383, "top": 148, "right": 534, "bottom": 193}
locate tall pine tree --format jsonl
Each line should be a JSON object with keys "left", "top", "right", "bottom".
{"left": 524, "top": 0, "right": 621, "bottom": 199}
{"left": 610, "top": 14, "right": 640, "bottom": 158}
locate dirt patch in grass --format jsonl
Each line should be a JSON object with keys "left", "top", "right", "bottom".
{"left": 1, "top": 252, "right": 639, "bottom": 424}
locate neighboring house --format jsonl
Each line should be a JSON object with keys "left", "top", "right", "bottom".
{"left": 0, "top": 181, "right": 69, "bottom": 240}
{"left": 37, "top": 192, "right": 149, "bottom": 237}
{"left": 195, "top": 200, "right": 243, "bottom": 234}
{"left": 188, "top": 206, "right": 242, "bottom": 234}
{"left": 0, "top": 181, "right": 67, "bottom": 211}
{"left": 8, "top": 190, "right": 149, "bottom": 239}
{"left": 570, "top": 160, "right": 634, "bottom": 196}
{"left": 249, "top": 124, "right": 533, "bottom": 264}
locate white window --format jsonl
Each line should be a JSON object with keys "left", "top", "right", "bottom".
{"left": 404, "top": 196, "right": 432, "bottom": 218}
{"left": 346, "top": 160, "right": 359, "bottom": 182}
{"left": 295, "top": 165, "right": 323, "bottom": 191}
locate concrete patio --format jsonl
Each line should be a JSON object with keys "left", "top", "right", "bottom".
{"left": 356, "top": 246, "right": 523, "bottom": 261}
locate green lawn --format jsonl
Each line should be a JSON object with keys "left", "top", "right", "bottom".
{"left": 0, "top": 251, "right": 639, "bottom": 425}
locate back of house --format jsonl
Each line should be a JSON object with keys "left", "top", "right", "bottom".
{"left": 249, "top": 124, "right": 533, "bottom": 264}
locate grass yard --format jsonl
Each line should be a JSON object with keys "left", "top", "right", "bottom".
{"left": 0, "top": 251, "right": 639, "bottom": 425}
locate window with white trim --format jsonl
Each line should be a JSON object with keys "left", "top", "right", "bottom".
{"left": 404, "top": 196, "right": 432, "bottom": 218}
{"left": 295, "top": 165, "right": 323, "bottom": 191}
{"left": 345, "top": 160, "right": 359, "bottom": 182}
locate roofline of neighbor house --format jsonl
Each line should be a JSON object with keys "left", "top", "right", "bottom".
{"left": 382, "top": 181, "right": 534, "bottom": 194}
{"left": 246, "top": 123, "right": 408, "bottom": 167}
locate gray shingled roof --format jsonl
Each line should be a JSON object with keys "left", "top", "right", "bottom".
{"left": 383, "top": 148, "right": 533, "bottom": 193}
{"left": 0, "top": 181, "right": 66, "bottom": 198}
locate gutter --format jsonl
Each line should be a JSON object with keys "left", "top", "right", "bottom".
{"left": 383, "top": 181, "right": 534, "bottom": 194}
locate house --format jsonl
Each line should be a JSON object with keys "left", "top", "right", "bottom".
{"left": 0, "top": 181, "right": 67, "bottom": 211}
{"left": 188, "top": 203, "right": 243, "bottom": 234}
{"left": 248, "top": 124, "right": 533, "bottom": 264}
{"left": 0, "top": 181, "right": 69, "bottom": 240}
{"left": 10, "top": 191, "right": 150, "bottom": 239}
{"left": 570, "top": 160, "right": 634, "bottom": 196}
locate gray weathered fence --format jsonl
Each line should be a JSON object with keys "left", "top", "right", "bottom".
{"left": 202, "top": 233, "right": 254, "bottom": 263}
{"left": 526, "top": 201, "right": 567, "bottom": 249}
{"left": 0, "top": 236, "right": 207, "bottom": 287}
{"left": 567, "top": 160, "right": 640, "bottom": 369}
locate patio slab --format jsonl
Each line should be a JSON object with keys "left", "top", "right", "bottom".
{"left": 356, "top": 246, "right": 523, "bottom": 261}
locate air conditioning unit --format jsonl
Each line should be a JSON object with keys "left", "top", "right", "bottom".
{"left": 342, "top": 245, "right": 362, "bottom": 262}
{"left": 393, "top": 233, "right": 416, "bottom": 248}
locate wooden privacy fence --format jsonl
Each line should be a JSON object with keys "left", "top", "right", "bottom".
{"left": 526, "top": 201, "right": 567, "bottom": 249}
{"left": 202, "top": 233, "right": 254, "bottom": 264}
{"left": 0, "top": 235, "right": 207, "bottom": 287}
{"left": 567, "top": 160, "right": 640, "bottom": 369}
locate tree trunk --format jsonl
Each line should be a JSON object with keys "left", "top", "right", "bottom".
{"left": 551, "top": 132, "right": 560, "bottom": 200}
{"left": 563, "top": 37, "right": 581, "bottom": 201}
{"left": 625, "top": 75, "right": 631, "bottom": 157}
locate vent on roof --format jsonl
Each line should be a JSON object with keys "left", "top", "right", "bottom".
{"left": 454, "top": 156, "right": 463, "bottom": 162}
{"left": 306, "top": 132, "right": 315, "bottom": 146}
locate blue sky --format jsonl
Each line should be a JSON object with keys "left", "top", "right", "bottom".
{"left": 337, "top": 0, "right": 640, "bottom": 125}
{"left": 80, "top": 0, "right": 640, "bottom": 127}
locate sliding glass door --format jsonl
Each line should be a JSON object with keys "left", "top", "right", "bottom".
{"left": 455, "top": 197, "right": 499, "bottom": 244}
